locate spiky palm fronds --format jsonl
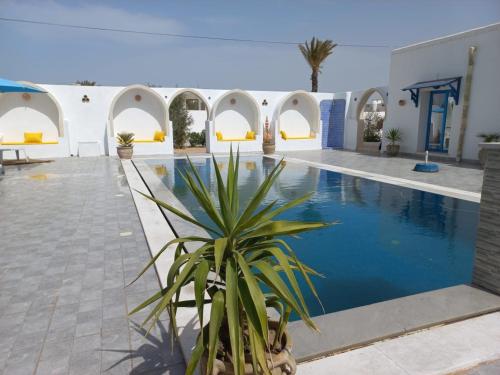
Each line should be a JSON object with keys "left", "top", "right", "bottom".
{"left": 299, "top": 37, "right": 337, "bottom": 92}
{"left": 130, "top": 148, "right": 328, "bottom": 375}
{"left": 116, "top": 132, "right": 135, "bottom": 147}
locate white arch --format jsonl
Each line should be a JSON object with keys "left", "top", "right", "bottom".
{"left": 274, "top": 90, "right": 320, "bottom": 138}
{"left": 108, "top": 84, "right": 169, "bottom": 139}
{"left": 209, "top": 89, "right": 260, "bottom": 138}
{"left": 0, "top": 81, "right": 64, "bottom": 141}
{"left": 355, "top": 87, "right": 387, "bottom": 151}
{"left": 167, "top": 88, "right": 211, "bottom": 114}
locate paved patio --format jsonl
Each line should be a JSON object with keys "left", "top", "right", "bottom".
{"left": 0, "top": 154, "right": 494, "bottom": 375}
{"left": 0, "top": 158, "right": 185, "bottom": 375}
{"left": 277, "top": 149, "right": 484, "bottom": 193}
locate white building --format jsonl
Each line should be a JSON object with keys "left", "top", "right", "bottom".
{"left": 383, "top": 22, "right": 500, "bottom": 161}
{"left": 0, "top": 84, "right": 334, "bottom": 158}
{"left": 1, "top": 23, "right": 498, "bottom": 161}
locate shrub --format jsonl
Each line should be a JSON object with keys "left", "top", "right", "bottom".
{"left": 478, "top": 133, "right": 500, "bottom": 143}
{"left": 188, "top": 131, "right": 206, "bottom": 147}
{"left": 170, "top": 94, "right": 193, "bottom": 148}
{"left": 363, "top": 123, "right": 381, "bottom": 142}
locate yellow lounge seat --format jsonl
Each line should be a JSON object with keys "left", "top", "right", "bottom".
{"left": 1, "top": 141, "right": 59, "bottom": 145}
{"left": 216, "top": 131, "right": 256, "bottom": 142}
{"left": 280, "top": 130, "right": 315, "bottom": 140}
{"left": 217, "top": 138, "right": 254, "bottom": 142}
{"left": 134, "top": 139, "right": 164, "bottom": 143}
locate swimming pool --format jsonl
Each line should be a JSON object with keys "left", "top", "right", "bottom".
{"left": 146, "top": 156, "right": 479, "bottom": 319}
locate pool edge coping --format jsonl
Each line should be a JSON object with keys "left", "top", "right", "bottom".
{"left": 265, "top": 154, "right": 481, "bottom": 203}
{"left": 134, "top": 152, "right": 481, "bottom": 202}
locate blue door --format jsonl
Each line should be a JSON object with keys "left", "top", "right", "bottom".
{"left": 425, "top": 90, "right": 450, "bottom": 152}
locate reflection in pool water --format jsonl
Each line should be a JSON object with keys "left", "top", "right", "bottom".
{"left": 147, "top": 157, "right": 479, "bottom": 319}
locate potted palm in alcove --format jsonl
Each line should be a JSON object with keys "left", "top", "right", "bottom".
{"left": 129, "top": 149, "right": 328, "bottom": 374}
{"left": 116, "top": 131, "right": 135, "bottom": 159}
{"left": 385, "top": 128, "right": 402, "bottom": 157}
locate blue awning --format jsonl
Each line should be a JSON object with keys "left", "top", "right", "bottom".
{"left": 402, "top": 77, "right": 461, "bottom": 107}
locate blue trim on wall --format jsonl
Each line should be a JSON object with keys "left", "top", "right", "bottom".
{"left": 321, "top": 99, "right": 346, "bottom": 149}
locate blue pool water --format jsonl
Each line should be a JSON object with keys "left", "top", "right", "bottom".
{"left": 147, "top": 157, "right": 479, "bottom": 319}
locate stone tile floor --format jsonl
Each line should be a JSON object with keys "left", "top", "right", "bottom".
{"left": 0, "top": 154, "right": 492, "bottom": 374}
{"left": 0, "top": 157, "right": 185, "bottom": 374}
{"left": 277, "top": 149, "right": 484, "bottom": 193}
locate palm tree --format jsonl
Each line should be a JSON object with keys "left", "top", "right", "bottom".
{"left": 299, "top": 37, "right": 337, "bottom": 92}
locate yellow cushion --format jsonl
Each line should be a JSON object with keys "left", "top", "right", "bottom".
{"left": 283, "top": 136, "right": 314, "bottom": 140}
{"left": 1, "top": 141, "right": 58, "bottom": 145}
{"left": 246, "top": 131, "right": 256, "bottom": 140}
{"left": 280, "top": 130, "right": 287, "bottom": 140}
{"left": 154, "top": 131, "right": 165, "bottom": 142}
{"left": 216, "top": 131, "right": 223, "bottom": 141}
{"left": 24, "top": 132, "right": 43, "bottom": 143}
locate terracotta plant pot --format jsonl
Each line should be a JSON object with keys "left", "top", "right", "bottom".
{"left": 200, "top": 321, "right": 296, "bottom": 375}
{"left": 117, "top": 146, "right": 133, "bottom": 159}
{"left": 386, "top": 144, "right": 400, "bottom": 157}
{"left": 263, "top": 143, "right": 276, "bottom": 155}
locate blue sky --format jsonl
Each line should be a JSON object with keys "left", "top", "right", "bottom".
{"left": 1, "top": 0, "right": 499, "bottom": 92}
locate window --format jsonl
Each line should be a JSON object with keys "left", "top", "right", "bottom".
{"left": 186, "top": 99, "right": 199, "bottom": 110}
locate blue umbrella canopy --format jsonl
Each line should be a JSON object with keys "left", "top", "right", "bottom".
{"left": 0, "top": 78, "right": 46, "bottom": 93}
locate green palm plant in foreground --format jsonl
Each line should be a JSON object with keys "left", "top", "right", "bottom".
{"left": 129, "top": 149, "right": 329, "bottom": 374}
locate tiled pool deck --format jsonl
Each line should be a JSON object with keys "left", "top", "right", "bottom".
{"left": 0, "top": 152, "right": 495, "bottom": 374}
{"left": 0, "top": 157, "right": 185, "bottom": 375}
{"left": 277, "top": 149, "right": 484, "bottom": 193}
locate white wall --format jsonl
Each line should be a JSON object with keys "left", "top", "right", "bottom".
{"left": 41, "top": 84, "right": 121, "bottom": 156}
{"left": 277, "top": 92, "right": 319, "bottom": 137}
{"left": 0, "top": 92, "right": 60, "bottom": 142}
{"left": 189, "top": 110, "right": 208, "bottom": 133}
{"left": 212, "top": 91, "right": 259, "bottom": 138}
{"left": 111, "top": 88, "right": 167, "bottom": 140}
{"left": 0, "top": 83, "right": 339, "bottom": 157}
{"left": 385, "top": 22, "right": 500, "bottom": 160}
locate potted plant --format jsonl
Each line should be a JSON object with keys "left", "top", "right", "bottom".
{"left": 262, "top": 116, "right": 275, "bottom": 155}
{"left": 385, "top": 128, "right": 402, "bottom": 157}
{"left": 116, "top": 132, "right": 135, "bottom": 159}
{"left": 478, "top": 133, "right": 500, "bottom": 168}
{"left": 129, "top": 149, "right": 328, "bottom": 375}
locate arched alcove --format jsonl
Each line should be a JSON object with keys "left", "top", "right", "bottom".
{"left": 210, "top": 89, "right": 260, "bottom": 140}
{"left": 355, "top": 88, "right": 387, "bottom": 151}
{"left": 274, "top": 91, "right": 320, "bottom": 139}
{"left": 168, "top": 89, "right": 210, "bottom": 148}
{"left": 0, "top": 82, "right": 64, "bottom": 143}
{"left": 168, "top": 88, "right": 210, "bottom": 117}
{"left": 109, "top": 85, "right": 168, "bottom": 141}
